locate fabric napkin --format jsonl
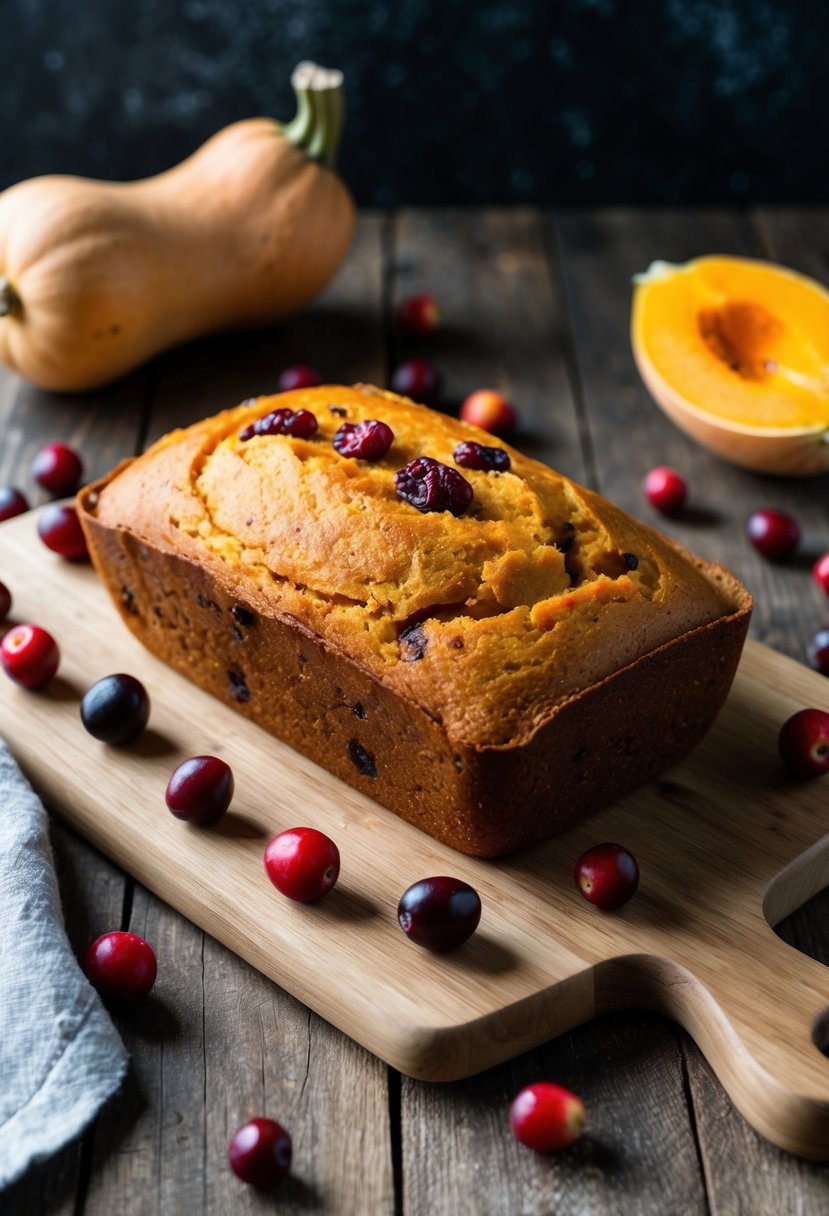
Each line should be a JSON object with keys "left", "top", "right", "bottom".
{"left": 0, "top": 738, "right": 127, "bottom": 1189}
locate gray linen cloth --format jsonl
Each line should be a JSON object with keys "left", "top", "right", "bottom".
{"left": 0, "top": 738, "right": 127, "bottom": 1188}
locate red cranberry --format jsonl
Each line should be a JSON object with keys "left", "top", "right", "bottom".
{"left": 574, "top": 843, "right": 639, "bottom": 910}
{"left": 390, "top": 359, "right": 440, "bottom": 405}
{"left": 746, "top": 509, "right": 799, "bottom": 561}
{"left": 808, "top": 629, "right": 829, "bottom": 677}
{"left": 459, "top": 390, "right": 517, "bottom": 436}
{"left": 32, "top": 442, "right": 84, "bottom": 496}
{"left": 277, "top": 364, "right": 322, "bottom": 392}
{"left": 814, "top": 552, "right": 829, "bottom": 596}
{"left": 0, "top": 486, "right": 29, "bottom": 522}
{"left": 394, "top": 457, "right": 473, "bottom": 516}
{"left": 396, "top": 294, "right": 440, "bottom": 338}
{"left": 453, "top": 441, "right": 511, "bottom": 473}
{"left": 333, "top": 419, "right": 394, "bottom": 461}
{"left": 80, "top": 674, "right": 150, "bottom": 744}
{"left": 510, "top": 1082, "right": 585, "bottom": 1153}
{"left": 37, "top": 503, "right": 89, "bottom": 561}
{"left": 84, "top": 931, "right": 157, "bottom": 1004}
{"left": 0, "top": 580, "right": 11, "bottom": 619}
{"left": 264, "top": 827, "right": 340, "bottom": 902}
{"left": 642, "top": 466, "right": 687, "bottom": 516}
{"left": 397, "top": 876, "right": 482, "bottom": 951}
{"left": 778, "top": 708, "right": 829, "bottom": 778}
{"left": 228, "top": 1118, "right": 292, "bottom": 1188}
{"left": 239, "top": 408, "right": 318, "bottom": 442}
{"left": 1, "top": 623, "right": 59, "bottom": 689}
{"left": 166, "top": 755, "right": 234, "bottom": 825}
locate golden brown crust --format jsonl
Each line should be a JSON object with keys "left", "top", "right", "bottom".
{"left": 78, "top": 384, "right": 752, "bottom": 855}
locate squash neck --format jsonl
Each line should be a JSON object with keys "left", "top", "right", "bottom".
{"left": 0, "top": 276, "right": 20, "bottom": 318}
{"left": 281, "top": 62, "right": 345, "bottom": 170}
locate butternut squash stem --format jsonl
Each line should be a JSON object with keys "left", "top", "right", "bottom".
{"left": 281, "top": 62, "right": 345, "bottom": 170}
{"left": 0, "top": 277, "right": 20, "bottom": 318}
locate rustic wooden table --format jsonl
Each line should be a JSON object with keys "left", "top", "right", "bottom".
{"left": 3, "top": 208, "right": 828, "bottom": 1216}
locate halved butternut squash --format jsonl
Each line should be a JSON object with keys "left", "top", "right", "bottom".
{"left": 631, "top": 256, "right": 829, "bottom": 476}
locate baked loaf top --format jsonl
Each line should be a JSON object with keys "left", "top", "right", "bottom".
{"left": 91, "top": 384, "right": 745, "bottom": 749}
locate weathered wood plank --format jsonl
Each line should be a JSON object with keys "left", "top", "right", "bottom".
{"left": 80, "top": 212, "right": 394, "bottom": 1215}
{"left": 553, "top": 206, "right": 829, "bottom": 1213}
{"left": 392, "top": 207, "right": 705, "bottom": 1216}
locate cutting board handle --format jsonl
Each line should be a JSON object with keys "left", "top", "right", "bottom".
{"left": 595, "top": 940, "right": 829, "bottom": 1159}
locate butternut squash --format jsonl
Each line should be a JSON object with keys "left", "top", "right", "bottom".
{"left": 632, "top": 256, "right": 829, "bottom": 477}
{"left": 0, "top": 62, "right": 355, "bottom": 392}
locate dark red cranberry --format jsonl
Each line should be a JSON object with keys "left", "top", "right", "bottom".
{"left": 643, "top": 466, "right": 687, "bottom": 516}
{"left": 453, "top": 441, "right": 511, "bottom": 473}
{"left": 746, "top": 509, "right": 800, "bottom": 561}
{"left": 394, "top": 457, "right": 473, "bottom": 516}
{"left": 264, "top": 827, "right": 340, "bottom": 902}
{"left": 814, "top": 552, "right": 829, "bottom": 597}
{"left": 778, "top": 708, "right": 829, "bottom": 778}
{"left": 166, "top": 755, "right": 234, "bottom": 825}
{"left": 390, "top": 359, "right": 440, "bottom": 405}
{"left": 37, "top": 503, "right": 89, "bottom": 561}
{"left": 228, "top": 1117, "right": 292, "bottom": 1188}
{"left": 32, "top": 442, "right": 84, "bottom": 496}
{"left": 574, "top": 843, "right": 639, "bottom": 910}
{"left": 333, "top": 419, "right": 394, "bottom": 461}
{"left": 0, "top": 486, "right": 30, "bottom": 522}
{"left": 0, "top": 580, "right": 11, "bottom": 619}
{"left": 1, "top": 624, "right": 59, "bottom": 688}
{"left": 85, "top": 931, "right": 157, "bottom": 1004}
{"left": 510, "top": 1083, "right": 586, "bottom": 1153}
{"left": 396, "top": 294, "right": 440, "bottom": 338}
{"left": 808, "top": 630, "right": 829, "bottom": 676}
{"left": 277, "top": 364, "right": 322, "bottom": 392}
{"left": 80, "top": 674, "right": 150, "bottom": 744}
{"left": 397, "top": 876, "right": 482, "bottom": 951}
{"left": 239, "top": 408, "right": 318, "bottom": 442}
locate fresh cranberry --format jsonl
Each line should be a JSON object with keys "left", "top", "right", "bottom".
{"left": 32, "top": 442, "right": 84, "bottom": 496}
{"left": 0, "top": 580, "right": 11, "bottom": 619}
{"left": 0, "top": 486, "right": 29, "bottom": 522}
{"left": 390, "top": 359, "right": 440, "bottom": 405}
{"left": 574, "top": 843, "right": 639, "bottom": 910}
{"left": 277, "top": 364, "right": 322, "bottom": 392}
{"left": 459, "top": 390, "right": 517, "bottom": 436}
{"left": 264, "top": 827, "right": 340, "bottom": 902}
{"left": 239, "top": 408, "right": 318, "bottom": 442}
{"left": 394, "top": 457, "right": 473, "bottom": 516}
{"left": 814, "top": 552, "right": 829, "bottom": 597}
{"left": 808, "top": 630, "right": 829, "bottom": 677}
{"left": 37, "top": 503, "right": 89, "bottom": 561}
{"left": 397, "top": 876, "right": 482, "bottom": 951}
{"left": 453, "top": 441, "right": 511, "bottom": 473}
{"left": 746, "top": 509, "right": 799, "bottom": 561}
{"left": 1, "top": 623, "right": 59, "bottom": 689}
{"left": 396, "top": 294, "right": 440, "bottom": 338}
{"left": 80, "top": 674, "right": 150, "bottom": 744}
{"left": 333, "top": 419, "right": 394, "bottom": 461}
{"left": 84, "top": 931, "right": 157, "bottom": 1004}
{"left": 510, "top": 1082, "right": 585, "bottom": 1153}
{"left": 778, "top": 708, "right": 829, "bottom": 778}
{"left": 228, "top": 1118, "right": 292, "bottom": 1188}
{"left": 642, "top": 466, "right": 687, "bottom": 517}
{"left": 166, "top": 755, "right": 234, "bottom": 825}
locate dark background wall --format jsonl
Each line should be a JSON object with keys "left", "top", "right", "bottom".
{"left": 2, "top": 0, "right": 826, "bottom": 205}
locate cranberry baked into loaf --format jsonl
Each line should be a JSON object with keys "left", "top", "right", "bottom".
{"left": 78, "top": 384, "right": 751, "bottom": 856}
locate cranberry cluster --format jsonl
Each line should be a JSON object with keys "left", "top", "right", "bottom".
{"left": 239, "top": 408, "right": 319, "bottom": 441}
{"left": 394, "top": 456, "right": 473, "bottom": 517}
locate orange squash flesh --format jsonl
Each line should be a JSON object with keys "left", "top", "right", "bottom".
{"left": 632, "top": 256, "right": 829, "bottom": 476}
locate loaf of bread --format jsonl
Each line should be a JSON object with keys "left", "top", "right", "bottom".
{"left": 78, "top": 384, "right": 751, "bottom": 856}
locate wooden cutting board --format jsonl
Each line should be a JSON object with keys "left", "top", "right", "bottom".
{"left": 2, "top": 510, "right": 828, "bottom": 1159}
